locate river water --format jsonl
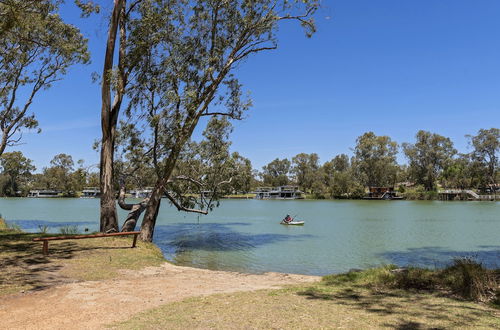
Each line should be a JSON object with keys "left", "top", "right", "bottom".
{"left": 1, "top": 198, "right": 499, "bottom": 275}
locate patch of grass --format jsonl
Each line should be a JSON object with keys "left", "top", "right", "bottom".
{"left": 0, "top": 217, "right": 22, "bottom": 232}
{"left": 113, "top": 280, "right": 500, "bottom": 330}
{"left": 323, "top": 259, "right": 500, "bottom": 305}
{"left": 59, "top": 225, "right": 80, "bottom": 235}
{"left": 0, "top": 228, "right": 165, "bottom": 296}
{"left": 322, "top": 265, "right": 395, "bottom": 287}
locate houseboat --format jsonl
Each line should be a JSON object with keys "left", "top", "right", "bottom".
{"left": 81, "top": 187, "right": 100, "bottom": 198}
{"left": 253, "top": 186, "right": 304, "bottom": 200}
{"left": 130, "top": 188, "right": 153, "bottom": 198}
{"left": 363, "top": 186, "right": 402, "bottom": 200}
{"left": 28, "top": 190, "right": 61, "bottom": 198}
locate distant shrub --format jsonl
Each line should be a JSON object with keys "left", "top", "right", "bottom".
{"left": 403, "top": 185, "right": 438, "bottom": 200}
{"left": 59, "top": 225, "right": 79, "bottom": 235}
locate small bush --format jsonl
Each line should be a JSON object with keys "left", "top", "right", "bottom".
{"left": 38, "top": 225, "right": 49, "bottom": 234}
{"left": 403, "top": 185, "right": 438, "bottom": 200}
{"left": 441, "top": 257, "right": 498, "bottom": 303}
{"left": 59, "top": 225, "right": 79, "bottom": 235}
{"left": 392, "top": 267, "right": 438, "bottom": 291}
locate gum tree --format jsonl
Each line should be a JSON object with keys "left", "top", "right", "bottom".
{"left": 98, "top": 0, "right": 320, "bottom": 239}
{"left": 469, "top": 128, "right": 499, "bottom": 186}
{"left": 352, "top": 132, "right": 399, "bottom": 188}
{"left": 403, "top": 130, "right": 456, "bottom": 191}
{"left": 0, "top": 0, "right": 89, "bottom": 155}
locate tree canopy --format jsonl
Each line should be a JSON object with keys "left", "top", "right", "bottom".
{"left": 0, "top": 0, "right": 89, "bottom": 155}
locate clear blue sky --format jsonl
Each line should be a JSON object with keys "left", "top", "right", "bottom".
{"left": 14, "top": 0, "right": 500, "bottom": 172}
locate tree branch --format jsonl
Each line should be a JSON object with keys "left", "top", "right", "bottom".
{"left": 164, "top": 191, "right": 208, "bottom": 215}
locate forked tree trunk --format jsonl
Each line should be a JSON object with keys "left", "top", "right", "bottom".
{"left": 118, "top": 187, "right": 149, "bottom": 232}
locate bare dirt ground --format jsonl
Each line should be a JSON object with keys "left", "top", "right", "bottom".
{"left": 0, "top": 262, "right": 319, "bottom": 330}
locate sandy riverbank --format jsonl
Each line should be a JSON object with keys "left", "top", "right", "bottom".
{"left": 0, "top": 262, "right": 319, "bottom": 330}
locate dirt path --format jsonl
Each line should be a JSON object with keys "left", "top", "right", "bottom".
{"left": 0, "top": 262, "right": 319, "bottom": 330}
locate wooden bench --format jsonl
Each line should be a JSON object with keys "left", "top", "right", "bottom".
{"left": 32, "top": 231, "right": 141, "bottom": 255}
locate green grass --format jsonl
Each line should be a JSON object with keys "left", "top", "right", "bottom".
{"left": 113, "top": 268, "right": 500, "bottom": 329}
{"left": 0, "top": 220, "right": 165, "bottom": 296}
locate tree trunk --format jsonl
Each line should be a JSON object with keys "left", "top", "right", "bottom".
{"left": 100, "top": 134, "right": 118, "bottom": 232}
{"left": 118, "top": 186, "right": 149, "bottom": 232}
{"left": 139, "top": 183, "right": 163, "bottom": 242}
{"left": 99, "top": 0, "right": 125, "bottom": 233}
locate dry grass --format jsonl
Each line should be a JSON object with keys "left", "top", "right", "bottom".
{"left": 114, "top": 268, "right": 500, "bottom": 330}
{"left": 114, "top": 285, "right": 500, "bottom": 329}
{"left": 0, "top": 223, "right": 165, "bottom": 296}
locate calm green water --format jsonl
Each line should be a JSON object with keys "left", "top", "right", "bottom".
{"left": 1, "top": 198, "right": 499, "bottom": 275}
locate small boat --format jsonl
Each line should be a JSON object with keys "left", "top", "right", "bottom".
{"left": 280, "top": 220, "right": 305, "bottom": 226}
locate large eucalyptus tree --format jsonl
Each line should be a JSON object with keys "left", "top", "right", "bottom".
{"left": 98, "top": 0, "right": 320, "bottom": 239}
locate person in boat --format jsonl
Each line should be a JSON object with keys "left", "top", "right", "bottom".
{"left": 284, "top": 214, "right": 292, "bottom": 223}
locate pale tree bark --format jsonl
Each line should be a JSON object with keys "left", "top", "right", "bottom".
{"left": 118, "top": 186, "right": 149, "bottom": 232}
{"left": 100, "top": 0, "right": 127, "bottom": 233}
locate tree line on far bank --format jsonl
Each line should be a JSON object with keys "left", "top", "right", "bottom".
{"left": 261, "top": 128, "right": 499, "bottom": 199}
{"left": 1, "top": 127, "right": 498, "bottom": 199}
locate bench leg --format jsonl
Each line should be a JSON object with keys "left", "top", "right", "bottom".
{"left": 43, "top": 241, "right": 49, "bottom": 255}
{"left": 132, "top": 234, "right": 138, "bottom": 248}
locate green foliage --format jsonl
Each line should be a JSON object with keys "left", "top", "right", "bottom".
{"left": 30, "top": 154, "right": 96, "bottom": 196}
{"left": 403, "top": 130, "right": 457, "bottom": 191}
{"left": 352, "top": 132, "right": 399, "bottom": 187}
{"left": 291, "top": 153, "right": 320, "bottom": 192}
{"left": 0, "top": 0, "right": 89, "bottom": 155}
{"left": 0, "top": 151, "right": 35, "bottom": 196}
{"left": 402, "top": 185, "right": 437, "bottom": 200}
{"left": 261, "top": 158, "right": 291, "bottom": 187}
{"left": 468, "top": 128, "right": 500, "bottom": 187}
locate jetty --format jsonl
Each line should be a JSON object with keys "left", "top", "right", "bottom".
{"left": 438, "top": 189, "right": 500, "bottom": 201}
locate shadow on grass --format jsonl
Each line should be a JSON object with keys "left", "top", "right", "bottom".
{"left": 296, "top": 284, "right": 493, "bottom": 329}
{"left": 0, "top": 231, "right": 132, "bottom": 293}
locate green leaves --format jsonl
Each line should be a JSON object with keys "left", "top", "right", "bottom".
{"left": 0, "top": 0, "right": 89, "bottom": 155}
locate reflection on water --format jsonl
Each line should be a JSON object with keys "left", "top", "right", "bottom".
{"left": 1, "top": 198, "right": 499, "bottom": 275}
